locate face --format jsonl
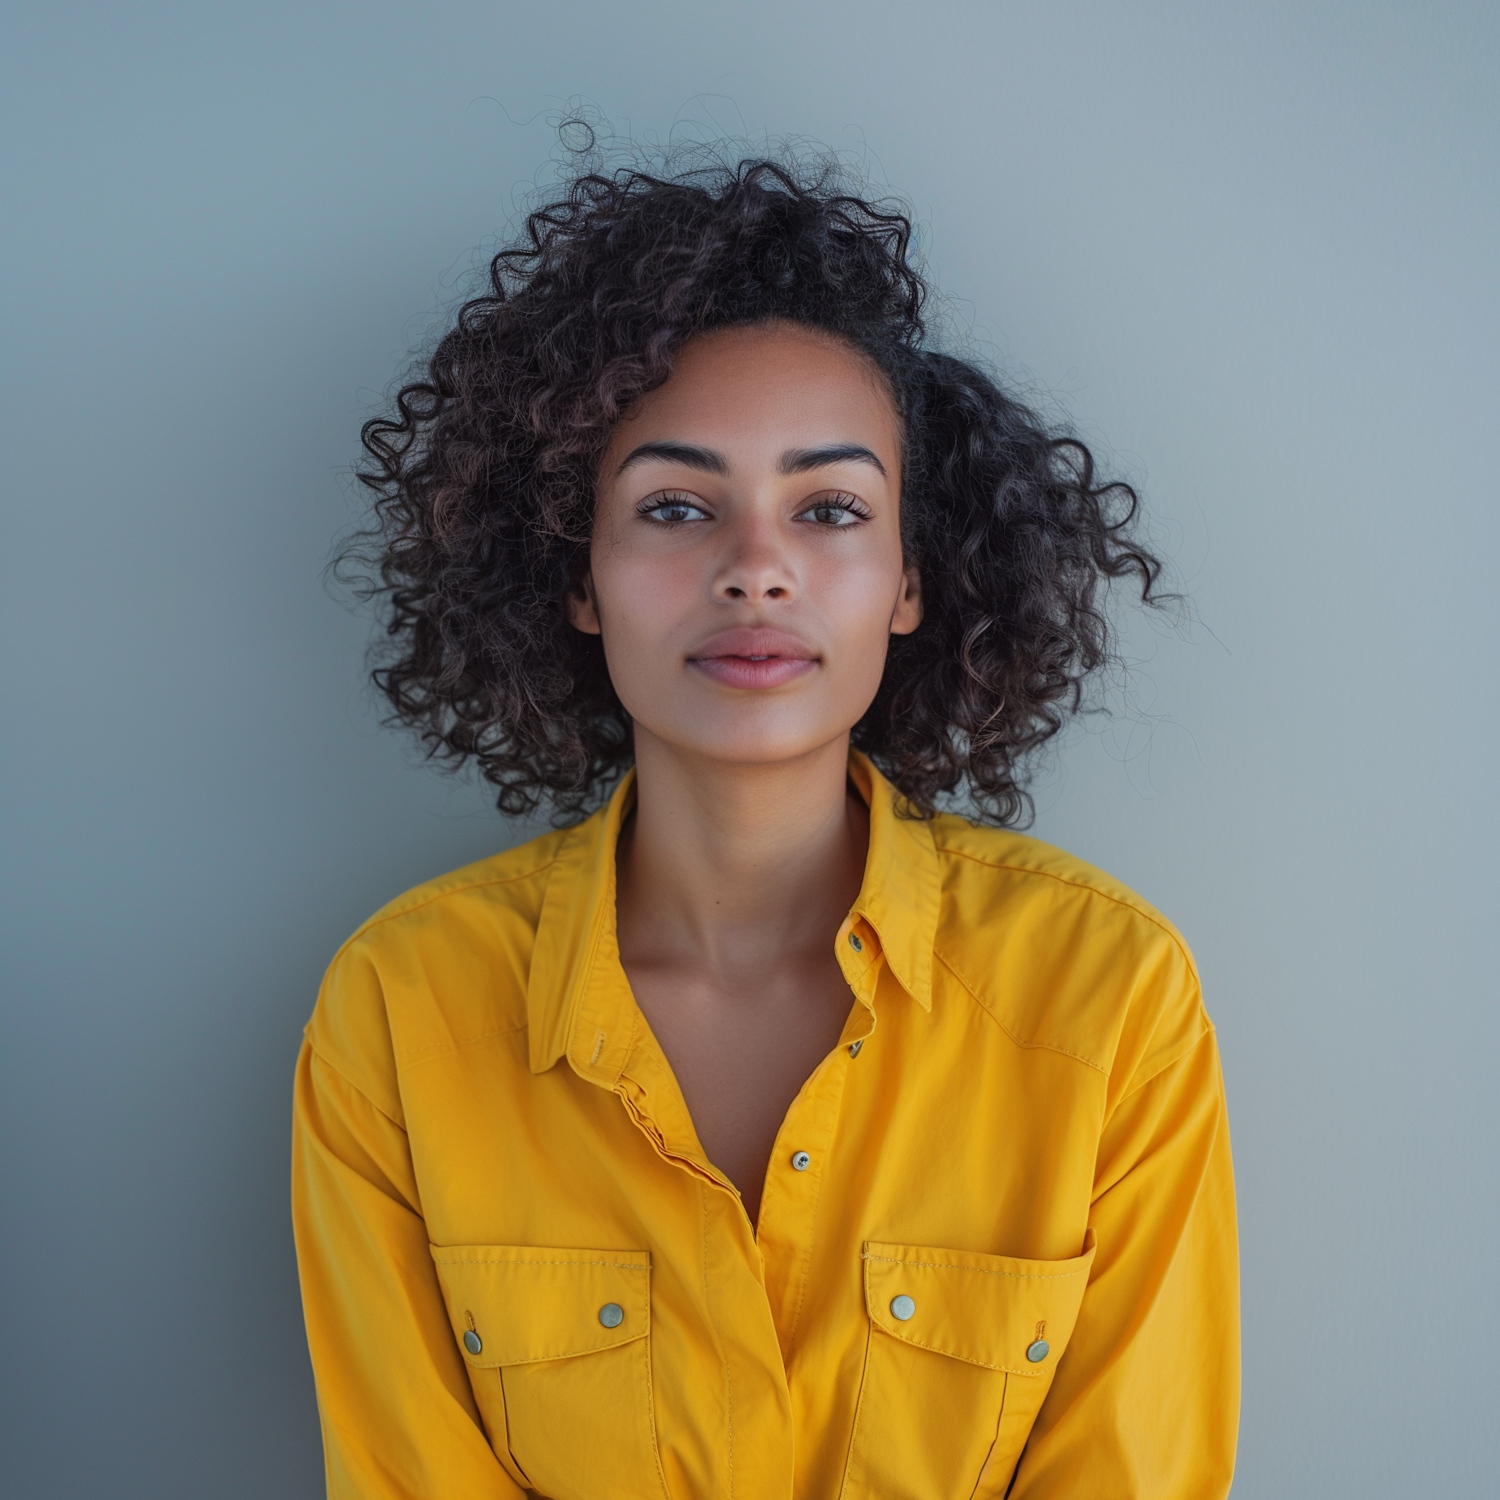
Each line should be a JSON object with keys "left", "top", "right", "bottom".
{"left": 571, "top": 321, "right": 921, "bottom": 769}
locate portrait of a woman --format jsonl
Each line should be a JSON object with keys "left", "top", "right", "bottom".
{"left": 291, "top": 153, "right": 1239, "bottom": 1499}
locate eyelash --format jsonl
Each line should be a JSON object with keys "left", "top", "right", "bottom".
{"left": 636, "top": 491, "right": 872, "bottom": 526}
{"left": 637, "top": 492, "right": 710, "bottom": 524}
{"left": 797, "top": 493, "right": 871, "bottom": 526}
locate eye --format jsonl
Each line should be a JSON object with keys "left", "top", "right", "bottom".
{"left": 638, "top": 492, "right": 711, "bottom": 524}
{"left": 795, "top": 493, "right": 871, "bottom": 528}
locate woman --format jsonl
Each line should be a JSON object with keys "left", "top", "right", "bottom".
{"left": 293, "top": 153, "right": 1238, "bottom": 1499}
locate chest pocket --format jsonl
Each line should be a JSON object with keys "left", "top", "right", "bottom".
{"left": 430, "top": 1244, "right": 667, "bottom": 1500}
{"left": 840, "top": 1232, "right": 1096, "bottom": 1500}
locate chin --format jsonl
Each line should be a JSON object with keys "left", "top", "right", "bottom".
{"left": 649, "top": 712, "right": 853, "bottom": 768}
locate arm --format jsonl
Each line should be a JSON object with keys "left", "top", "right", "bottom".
{"left": 291, "top": 1040, "right": 526, "bottom": 1499}
{"left": 1011, "top": 1028, "right": 1240, "bottom": 1499}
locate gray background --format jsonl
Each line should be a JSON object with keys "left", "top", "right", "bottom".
{"left": 2, "top": 1, "right": 1496, "bottom": 1495}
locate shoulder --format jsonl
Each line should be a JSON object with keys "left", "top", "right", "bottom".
{"left": 344, "top": 824, "right": 569, "bottom": 953}
{"left": 929, "top": 815, "right": 1190, "bottom": 949}
{"left": 304, "top": 825, "right": 571, "bottom": 1116}
{"left": 927, "top": 814, "right": 1211, "bottom": 1093}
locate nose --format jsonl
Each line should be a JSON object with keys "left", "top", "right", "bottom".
{"left": 711, "top": 513, "right": 796, "bottom": 603}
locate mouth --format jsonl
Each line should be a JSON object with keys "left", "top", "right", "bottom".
{"left": 686, "top": 627, "right": 819, "bottom": 691}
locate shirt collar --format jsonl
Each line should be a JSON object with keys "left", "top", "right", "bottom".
{"left": 526, "top": 750, "right": 940, "bottom": 1077}
{"left": 844, "top": 751, "right": 939, "bottom": 1013}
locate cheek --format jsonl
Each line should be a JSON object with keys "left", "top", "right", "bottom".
{"left": 816, "top": 548, "right": 907, "bottom": 643}
{"left": 588, "top": 546, "right": 699, "bottom": 668}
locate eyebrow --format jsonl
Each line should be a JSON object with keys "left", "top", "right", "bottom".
{"left": 778, "top": 443, "right": 887, "bottom": 478}
{"left": 615, "top": 440, "right": 887, "bottom": 479}
{"left": 615, "top": 442, "right": 728, "bottom": 475}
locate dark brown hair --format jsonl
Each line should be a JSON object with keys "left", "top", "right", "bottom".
{"left": 350, "top": 149, "right": 1164, "bottom": 824}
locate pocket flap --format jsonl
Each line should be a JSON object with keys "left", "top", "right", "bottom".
{"left": 862, "top": 1230, "right": 1095, "bottom": 1376}
{"left": 429, "top": 1244, "right": 650, "bottom": 1369}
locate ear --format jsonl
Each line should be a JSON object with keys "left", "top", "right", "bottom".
{"left": 566, "top": 573, "right": 602, "bottom": 635}
{"left": 889, "top": 564, "right": 923, "bottom": 636}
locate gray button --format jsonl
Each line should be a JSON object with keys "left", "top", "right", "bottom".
{"left": 848, "top": 932, "right": 863, "bottom": 952}
{"left": 463, "top": 1329, "right": 482, "bottom": 1355}
{"left": 890, "top": 1295, "right": 916, "bottom": 1321}
{"left": 599, "top": 1302, "right": 624, "bottom": 1328}
{"left": 791, "top": 1150, "right": 812, "bottom": 1171}
{"left": 848, "top": 1039, "right": 864, "bottom": 1058}
{"left": 1026, "top": 1339, "right": 1050, "bottom": 1363}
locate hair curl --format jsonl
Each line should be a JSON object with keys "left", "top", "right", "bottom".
{"left": 351, "top": 150, "right": 1164, "bottom": 824}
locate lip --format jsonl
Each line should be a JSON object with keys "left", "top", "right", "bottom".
{"left": 686, "top": 626, "right": 819, "bottom": 690}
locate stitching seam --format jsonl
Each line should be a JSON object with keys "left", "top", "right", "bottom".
{"left": 1112, "top": 1026, "right": 1219, "bottom": 1105}
{"left": 837, "top": 1316, "right": 876, "bottom": 1493}
{"left": 862, "top": 1253, "right": 1088, "bottom": 1281}
{"left": 931, "top": 951, "right": 1111, "bottom": 1075}
{"left": 306, "top": 1041, "right": 407, "bottom": 1131}
{"left": 328, "top": 853, "right": 563, "bottom": 968}
{"left": 966, "top": 1371, "right": 1008, "bottom": 1500}
{"left": 699, "top": 1182, "right": 734, "bottom": 1500}
{"left": 433, "top": 1257, "right": 648, "bottom": 1270}
{"left": 932, "top": 840, "right": 1197, "bottom": 974}
{"left": 399, "top": 1020, "right": 528, "bottom": 1071}
{"left": 868, "top": 1321, "right": 1056, "bottom": 1375}
{"left": 785, "top": 1063, "right": 846, "bottom": 1349}
{"left": 475, "top": 1331, "right": 648, "bottom": 1367}
{"left": 644, "top": 1306, "right": 671, "bottom": 1500}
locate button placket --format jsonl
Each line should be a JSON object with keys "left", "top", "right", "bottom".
{"left": 755, "top": 917, "right": 882, "bottom": 1357}
{"left": 837, "top": 923, "right": 879, "bottom": 1059}
{"left": 837, "top": 919, "right": 879, "bottom": 990}
{"left": 754, "top": 1046, "right": 851, "bottom": 1361}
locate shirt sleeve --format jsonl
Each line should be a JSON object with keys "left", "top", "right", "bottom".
{"left": 291, "top": 1038, "right": 526, "bottom": 1499}
{"left": 1008, "top": 1025, "right": 1240, "bottom": 1499}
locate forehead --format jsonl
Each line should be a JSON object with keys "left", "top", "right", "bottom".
{"left": 603, "top": 323, "right": 900, "bottom": 467}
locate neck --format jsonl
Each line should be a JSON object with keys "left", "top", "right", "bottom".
{"left": 617, "top": 729, "right": 868, "bottom": 972}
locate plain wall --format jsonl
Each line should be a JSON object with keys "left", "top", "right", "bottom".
{"left": 2, "top": 2, "right": 1496, "bottom": 1495}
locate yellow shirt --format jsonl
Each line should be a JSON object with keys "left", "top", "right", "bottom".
{"left": 293, "top": 753, "right": 1238, "bottom": 1500}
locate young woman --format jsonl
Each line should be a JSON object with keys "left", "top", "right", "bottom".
{"left": 293, "top": 155, "right": 1238, "bottom": 1500}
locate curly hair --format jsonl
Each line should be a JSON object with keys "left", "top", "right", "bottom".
{"left": 351, "top": 150, "right": 1164, "bottom": 824}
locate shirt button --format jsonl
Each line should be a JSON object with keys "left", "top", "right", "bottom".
{"left": 599, "top": 1302, "right": 624, "bottom": 1328}
{"left": 848, "top": 932, "right": 863, "bottom": 952}
{"left": 847, "top": 1038, "right": 863, "bottom": 1058}
{"left": 791, "top": 1150, "right": 812, "bottom": 1171}
{"left": 890, "top": 1295, "right": 916, "bottom": 1321}
{"left": 462, "top": 1329, "right": 482, "bottom": 1355}
{"left": 1026, "top": 1339, "right": 1050, "bottom": 1362}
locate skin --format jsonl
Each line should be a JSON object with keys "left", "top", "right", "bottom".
{"left": 570, "top": 321, "right": 921, "bottom": 1225}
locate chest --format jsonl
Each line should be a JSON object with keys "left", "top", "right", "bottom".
{"left": 402, "top": 975, "right": 1104, "bottom": 1500}
{"left": 621, "top": 948, "right": 856, "bottom": 1220}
